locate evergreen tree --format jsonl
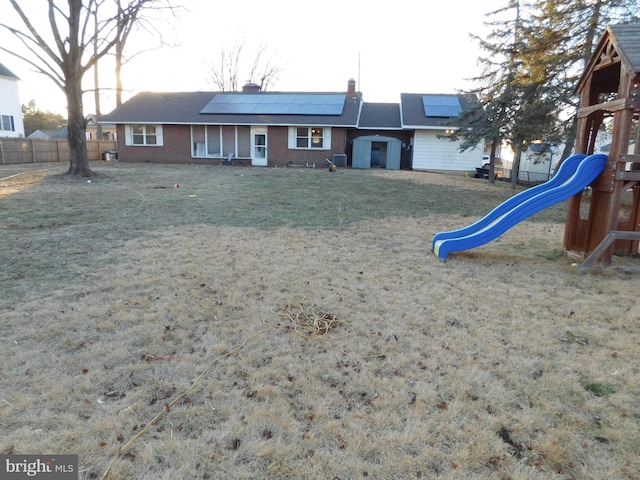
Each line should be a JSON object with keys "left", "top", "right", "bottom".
{"left": 452, "top": 0, "right": 528, "bottom": 187}
{"left": 527, "top": 0, "right": 640, "bottom": 164}
{"left": 21, "top": 100, "right": 67, "bottom": 137}
{"left": 454, "top": 0, "right": 639, "bottom": 187}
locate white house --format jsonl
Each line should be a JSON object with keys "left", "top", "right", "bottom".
{"left": 0, "top": 62, "right": 25, "bottom": 138}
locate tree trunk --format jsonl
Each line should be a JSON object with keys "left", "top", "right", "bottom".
{"left": 510, "top": 145, "right": 523, "bottom": 190}
{"left": 488, "top": 136, "right": 499, "bottom": 185}
{"left": 65, "top": 74, "right": 92, "bottom": 177}
{"left": 561, "top": 115, "right": 578, "bottom": 159}
{"left": 115, "top": 38, "right": 124, "bottom": 106}
{"left": 93, "top": 8, "right": 103, "bottom": 140}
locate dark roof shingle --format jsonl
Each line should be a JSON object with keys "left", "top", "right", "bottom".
{"left": 101, "top": 91, "right": 363, "bottom": 127}
{"left": 401, "top": 93, "right": 476, "bottom": 128}
{"left": 358, "top": 103, "right": 401, "bottom": 129}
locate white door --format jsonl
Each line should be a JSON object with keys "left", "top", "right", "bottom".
{"left": 251, "top": 127, "right": 268, "bottom": 166}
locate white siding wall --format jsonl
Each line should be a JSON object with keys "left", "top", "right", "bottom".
{"left": 0, "top": 75, "right": 25, "bottom": 138}
{"left": 412, "top": 130, "right": 484, "bottom": 172}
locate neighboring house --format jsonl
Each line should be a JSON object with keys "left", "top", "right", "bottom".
{"left": 85, "top": 114, "right": 117, "bottom": 141}
{"left": 28, "top": 127, "right": 68, "bottom": 139}
{"left": 0, "top": 62, "right": 26, "bottom": 138}
{"left": 499, "top": 142, "right": 559, "bottom": 183}
{"left": 100, "top": 79, "right": 485, "bottom": 172}
{"left": 28, "top": 118, "right": 117, "bottom": 141}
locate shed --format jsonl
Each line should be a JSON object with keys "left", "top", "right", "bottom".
{"left": 352, "top": 135, "right": 402, "bottom": 169}
{"left": 351, "top": 103, "right": 403, "bottom": 169}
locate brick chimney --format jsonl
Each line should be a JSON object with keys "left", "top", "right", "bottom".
{"left": 242, "top": 82, "right": 261, "bottom": 93}
{"left": 347, "top": 78, "right": 356, "bottom": 98}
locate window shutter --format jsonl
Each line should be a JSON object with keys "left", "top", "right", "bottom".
{"left": 288, "top": 127, "right": 295, "bottom": 149}
{"left": 323, "top": 128, "right": 331, "bottom": 150}
{"left": 125, "top": 125, "right": 133, "bottom": 145}
{"left": 156, "top": 125, "right": 164, "bottom": 146}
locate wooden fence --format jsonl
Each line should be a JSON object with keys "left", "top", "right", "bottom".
{"left": 0, "top": 138, "right": 118, "bottom": 165}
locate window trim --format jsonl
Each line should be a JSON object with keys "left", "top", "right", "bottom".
{"left": 1, "top": 115, "right": 15, "bottom": 132}
{"left": 125, "top": 124, "right": 163, "bottom": 146}
{"left": 288, "top": 126, "right": 331, "bottom": 150}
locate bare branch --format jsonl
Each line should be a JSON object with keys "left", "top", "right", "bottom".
{"left": 206, "top": 39, "right": 283, "bottom": 92}
{"left": 1, "top": 0, "right": 182, "bottom": 176}
{"left": 5, "top": 0, "right": 62, "bottom": 70}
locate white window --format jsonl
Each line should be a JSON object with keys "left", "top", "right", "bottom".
{"left": 288, "top": 127, "right": 331, "bottom": 150}
{"left": 1, "top": 115, "right": 14, "bottom": 132}
{"left": 125, "top": 124, "right": 163, "bottom": 146}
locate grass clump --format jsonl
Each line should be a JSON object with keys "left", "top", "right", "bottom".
{"left": 582, "top": 381, "right": 616, "bottom": 397}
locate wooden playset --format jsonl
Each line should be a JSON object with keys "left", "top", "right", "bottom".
{"left": 564, "top": 24, "right": 640, "bottom": 267}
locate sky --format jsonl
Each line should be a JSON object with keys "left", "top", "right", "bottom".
{"left": 2, "top": 0, "right": 508, "bottom": 116}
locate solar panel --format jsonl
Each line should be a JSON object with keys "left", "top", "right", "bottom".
{"left": 422, "top": 95, "right": 462, "bottom": 117}
{"left": 201, "top": 94, "right": 346, "bottom": 115}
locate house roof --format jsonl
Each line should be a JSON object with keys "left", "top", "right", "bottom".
{"left": 101, "top": 90, "right": 363, "bottom": 127}
{"left": 101, "top": 89, "right": 477, "bottom": 131}
{"left": 0, "top": 62, "right": 20, "bottom": 80}
{"left": 28, "top": 128, "right": 67, "bottom": 139}
{"left": 358, "top": 103, "right": 402, "bottom": 129}
{"left": 400, "top": 93, "right": 475, "bottom": 129}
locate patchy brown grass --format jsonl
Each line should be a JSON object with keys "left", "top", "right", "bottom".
{"left": 1, "top": 162, "right": 640, "bottom": 479}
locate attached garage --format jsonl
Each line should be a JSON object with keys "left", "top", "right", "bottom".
{"left": 411, "top": 130, "right": 483, "bottom": 172}
{"left": 401, "top": 93, "right": 484, "bottom": 173}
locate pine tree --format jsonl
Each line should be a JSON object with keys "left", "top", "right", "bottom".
{"left": 453, "top": 0, "right": 529, "bottom": 187}
{"left": 528, "top": 0, "right": 640, "bottom": 165}
{"left": 454, "top": 0, "right": 639, "bottom": 187}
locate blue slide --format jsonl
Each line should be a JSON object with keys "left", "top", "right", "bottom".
{"left": 432, "top": 153, "right": 608, "bottom": 260}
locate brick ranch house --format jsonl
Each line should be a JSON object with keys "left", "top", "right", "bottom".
{"left": 100, "top": 79, "right": 485, "bottom": 172}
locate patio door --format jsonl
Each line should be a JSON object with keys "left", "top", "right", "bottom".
{"left": 251, "top": 127, "right": 268, "bottom": 166}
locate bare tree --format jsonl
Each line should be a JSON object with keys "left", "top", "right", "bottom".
{"left": 0, "top": 0, "right": 171, "bottom": 176}
{"left": 207, "top": 39, "right": 283, "bottom": 92}
{"left": 113, "top": 0, "right": 178, "bottom": 106}
{"left": 92, "top": 3, "right": 103, "bottom": 141}
{"left": 93, "top": 0, "right": 177, "bottom": 146}
{"left": 247, "top": 42, "right": 284, "bottom": 92}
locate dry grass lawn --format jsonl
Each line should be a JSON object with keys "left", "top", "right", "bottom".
{"left": 1, "top": 162, "right": 639, "bottom": 480}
